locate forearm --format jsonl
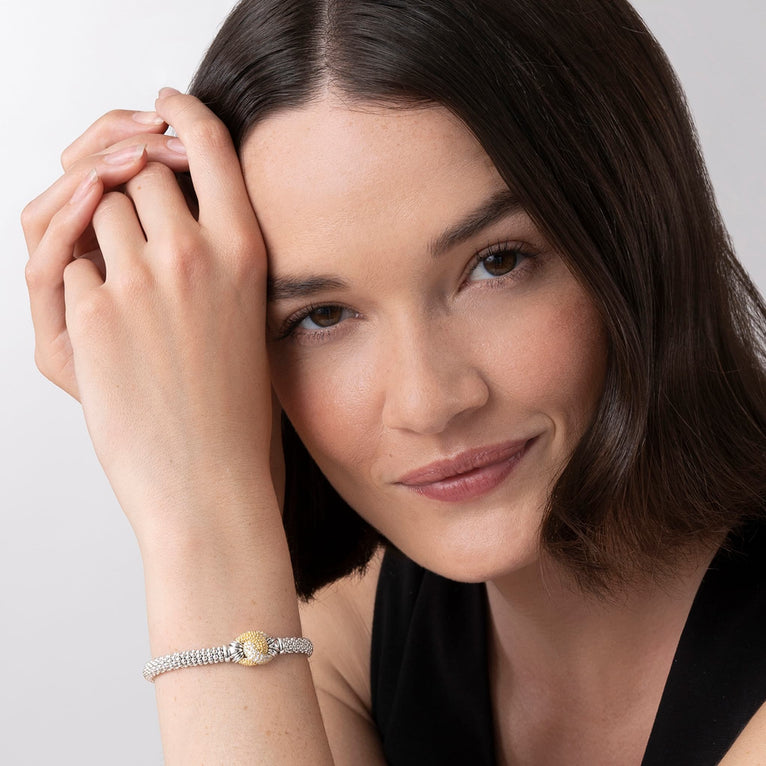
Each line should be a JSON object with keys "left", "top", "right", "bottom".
{"left": 22, "top": 93, "right": 336, "bottom": 764}
{"left": 141, "top": 490, "right": 333, "bottom": 765}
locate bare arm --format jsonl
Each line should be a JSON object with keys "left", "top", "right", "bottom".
{"left": 719, "top": 703, "right": 766, "bottom": 766}
{"left": 300, "top": 551, "right": 388, "bottom": 766}
{"left": 21, "top": 91, "right": 360, "bottom": 764}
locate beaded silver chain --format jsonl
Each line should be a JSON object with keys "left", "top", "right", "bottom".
{"left": 142, "top": 631, "right": 313, "bottom": 682}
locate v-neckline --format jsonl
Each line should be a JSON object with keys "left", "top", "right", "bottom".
{"left": 639, "top": 522, "right": 766, "bottom": 764}
{"left": 482, "top": 523, "right": 766, "bottom": 765}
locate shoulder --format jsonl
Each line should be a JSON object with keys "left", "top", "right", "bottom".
{"left": 719, "top": 701, "right": 766, "bottom": 765}
{"left": 299, "top": 547, "right": 386, "bottom": 765}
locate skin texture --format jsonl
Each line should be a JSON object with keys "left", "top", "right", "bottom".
{"left": 245, "top": 97, "right": 608, "bottom": 584}
{"left": 244, "top": 98, "right": 714, "bottom": 763}
{"left": 23, "top": 93, "right": 333, "bottom": 766}
{"left": 720, "top": 701, "right": 766, "bottom": 765}
{"left": 22, "top": 92, "right": 763, "bottom": 764}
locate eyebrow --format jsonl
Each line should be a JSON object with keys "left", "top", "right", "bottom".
{"left": 266, "top": 187, "right": 523, "bottom": 303}
{"left": 267, "top": 274, "right": 347, "bottom": 303}
{"left": 429, "top": 188, "right": 523, "bottom": 258}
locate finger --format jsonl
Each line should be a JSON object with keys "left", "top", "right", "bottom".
{"left": 154, "top": 89, "right": 256, "bottom": 236}
{"left": 61, "top": 109, "right": 167, "bottom": 171}
{"left": 77, "top": 247, "right": 107, "bottom": 281}
{"left": 63, "top": 256, "right": 104, "bottom": 304}
{"left": 72, "top": 224, "right": 99, "bottom": 260}
{"left": 22, "top": 138, "right": 188, "bottom": 255}
{"left": 91, "top": 192, "right": 147, "bottom": 273}
{"left": 124, "top": 162, "right": 194, "bottom": 239}
{"left": 22, "top": 145, "right": 148, "bottom": 254}
{"left": 26, "top": 170, "right": 103, "bottom": 355}
{"left": 93, "top": 132, "right": 188, "bottom": 171}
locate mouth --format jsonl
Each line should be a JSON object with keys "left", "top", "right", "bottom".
{"left": 395, "top": 438, "right": 536, "bottom": 503}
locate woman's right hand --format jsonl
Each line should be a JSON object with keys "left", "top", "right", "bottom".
{"left": 22, "top": 109, "right": 189, "bottom": 400}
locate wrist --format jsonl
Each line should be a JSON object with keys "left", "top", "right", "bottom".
{"left": 141, "top": 520, "right": 301, "bottom": 655}
{"left": 135, "top": 490, "right": 301, "bottom": 653}
{"left": 131, "top": 478, "right": 281, "bottom": 559}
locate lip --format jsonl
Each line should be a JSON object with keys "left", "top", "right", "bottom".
{"left": 395, "top": 438, "right": 535, "bottom": 503}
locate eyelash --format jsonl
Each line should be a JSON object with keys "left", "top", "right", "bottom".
{"left": 274, "top": 242, "right": 539, "bottom": 343}
{"left": 461, "top": 242, "right": 537, "bottom": 288}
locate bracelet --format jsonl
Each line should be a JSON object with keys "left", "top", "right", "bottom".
{"left": 142, "top": 630, "right": 313, "bottom": 682}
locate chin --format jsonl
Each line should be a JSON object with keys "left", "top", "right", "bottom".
{"left": 391, "top": 517, "right": 543, "bottom": 585}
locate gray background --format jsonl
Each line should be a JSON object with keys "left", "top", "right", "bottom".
{"left": 1, "top": 1, "right": 763, "bottom": 762}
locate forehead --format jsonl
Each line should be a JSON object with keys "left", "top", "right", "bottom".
{"left": 239, "top": 96, "right": 507, "bottom": 260}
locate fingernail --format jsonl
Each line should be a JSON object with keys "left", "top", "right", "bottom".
{"left": 132, "top": 110, "right": 165, "bottom": 126}
{"left": 166, "top": 138, "right": 187, "bottom": 155}
{"left": 158, "top": 86, "right": 181, "bottom": 99}
{"left": 70, "top": 169, "right": 99, "bottom": 204}
{"left": 102, "top": 144, "right": 146, "bottom": 165}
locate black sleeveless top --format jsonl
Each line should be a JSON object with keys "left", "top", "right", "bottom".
{"left": 370, "top": 522, "right": 766, "bottom": 764}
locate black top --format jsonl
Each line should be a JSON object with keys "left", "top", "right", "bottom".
{"left": 371, "top": 522, "right": 766, "bottom": 765}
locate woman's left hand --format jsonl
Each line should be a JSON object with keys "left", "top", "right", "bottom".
{"left": 56, "top": 90, "right": 275, "bottom": 545}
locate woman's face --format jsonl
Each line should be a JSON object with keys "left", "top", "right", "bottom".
{"left": 241, "top": 96, "right": 607, "bottom": 582}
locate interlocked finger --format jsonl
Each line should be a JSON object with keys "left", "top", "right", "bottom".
{"left": 91, "top": 192, "right": 147, "bottom": 274}
{"left": 61, "top": 109, "right": 167, "bottom": 171}
{"left": 124, "top": 162, "right": 195, "bottom": 242}
{"left": 155, "top": 90, "right": 259, "bottom": 244}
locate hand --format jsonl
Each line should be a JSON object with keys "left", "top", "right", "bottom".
{"left": 23, "top": 91, "right": 274, "bottom": 546}
{"left": 23, "top": 107, "right": 189, "bottom": 399}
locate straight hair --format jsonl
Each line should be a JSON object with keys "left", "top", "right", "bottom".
{"left": 190, "top": 0, "right": 766, "bottom": 598}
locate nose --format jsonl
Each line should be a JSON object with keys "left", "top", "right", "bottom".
{"left": 380, "top": 323, "right": 490, "bottom": 435}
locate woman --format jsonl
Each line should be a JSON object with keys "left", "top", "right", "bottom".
{"left": 21, "top": 0, "right": 766, "bottom": 763}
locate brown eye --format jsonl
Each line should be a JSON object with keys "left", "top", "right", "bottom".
{"left": 302, "top": 305, "right": 346, "bottom": 329}
{"left": 482, "top": 250, "right": 518, "bottom": 276}
{"left": 468, "top": 247, "right": 530, "bottom": 283}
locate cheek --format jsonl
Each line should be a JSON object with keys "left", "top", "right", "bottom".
{"left": 503, "top": 281, "right": 607, "bottom": 438}
{"left": 269, "top": 342, "right": 381, "bottom": 475}
{"left": 270, "top": 271, "right": 607, "bottom": 489}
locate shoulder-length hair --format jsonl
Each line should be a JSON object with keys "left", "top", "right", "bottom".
{"left": 190, "top": 0, "right": 766, "bottom": 598}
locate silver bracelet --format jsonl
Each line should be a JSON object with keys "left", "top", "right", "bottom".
{"left": 142, "top": 630, "right": 313, "bottom": 682}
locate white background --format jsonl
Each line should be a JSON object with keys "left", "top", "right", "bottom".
{"left": 1, "top": 1, "right": 763, "bottom": 763}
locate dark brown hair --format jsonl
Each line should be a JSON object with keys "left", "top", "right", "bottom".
{"left": 190, "top": 0, "right": 766, "bottom": 598}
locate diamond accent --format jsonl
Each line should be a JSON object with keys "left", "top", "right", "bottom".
{"left": 235, "top": 630, "right": 274, "bottom": 666}
{"left": 143, "top": 630, "right": 312, "bottom": 681}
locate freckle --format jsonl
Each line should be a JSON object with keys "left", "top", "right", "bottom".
{"left": 243, "top": 705, "right": 248, "bottom": 710}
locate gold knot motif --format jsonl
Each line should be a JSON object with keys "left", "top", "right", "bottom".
{"left": 235, "top": 631, "right": 274, "bottom": 666}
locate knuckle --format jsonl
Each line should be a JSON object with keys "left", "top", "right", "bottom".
{"left": 127, "top": 161, "right": 173, "bottom": 188}
{"left": 71, "top": 292, "right": 109, "bottom": 332}
{"left": 109, "top": 262, "right": 153, "bottom": 298}
{"left": 165, "top": 235, "right": 208, "bottom": 282}
{"left": 65, "top": 267, "right": 112, "bottom": 322}
{"left": 33, "top": 346, "right": 45, "bottom": 374}
{"left": 230, "top": 246, "right": 263, "bottom": 280}
{"left": 20, "top": 197, "right": 42, "bottom": 232}
{"left": 186, "top": 118, "right": 229, "bottom": 151}
{"left": 228, "top": 231, "right": 267, "bottom": 280}
{"left": 60, "top": 144, "right": 76, "bottom": 171}
{"left": 33, "top": 346, "right": 55, "bottom": 382}
{"left": 103, "top": 108, "right": 125, "bottom": 124}
{"left": 116, "top": 274, "right": 152, "bottom": 303}
{"left": 61, "top": 110, "right": 125, "bottom": 169}
{"left": 92, "top": 191, "right": 127, "bottom": 220}
{"left": 24, "top": 260, "right": 44, "bottom": 290}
